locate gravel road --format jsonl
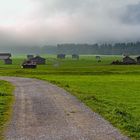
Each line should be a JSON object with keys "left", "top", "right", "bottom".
{"left": 0, "top": 77, "right": 129, "bottom": 140}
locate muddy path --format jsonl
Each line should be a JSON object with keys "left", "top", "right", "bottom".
{"left": 0, "top": 77, "right": 129, "bottom": 140}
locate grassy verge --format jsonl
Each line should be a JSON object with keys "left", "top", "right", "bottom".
{"left": 0, "top": 81, "right": 14, "bottom": 140}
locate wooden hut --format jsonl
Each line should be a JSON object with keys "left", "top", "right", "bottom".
{"left": 29, "top": 56, "right": 46, "bottom": 65}
{"left": 0, "top": 53, "right": 12, "bottom": 64}
{"left": 112, "top": 56, "right": 136, "bottom": 65}
{"left": 5, "top": 58, "right": 12, "bottom": 64}
{"left": 57, "top": 54, "right": 66, "bottom": 59}
{"left": 72, "top": 54, "right": 79, "bottom": 59}
{"left": 123, "top": 56, "right": 136, "bottom": 64}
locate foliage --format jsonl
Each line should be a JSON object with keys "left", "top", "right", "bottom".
{"left": 57, "top": 42, "right": 140, "bottom": 55}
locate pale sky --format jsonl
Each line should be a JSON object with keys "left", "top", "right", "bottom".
{"left": 0, "top": 0, "right": 140, "bottom": 46}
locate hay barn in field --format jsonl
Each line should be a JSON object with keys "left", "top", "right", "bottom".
{"left": 123, "top": 56, "right": 136, "bottom": 64}
{"left": 112, "top": 56, "right": 137, "bottom": 65}
{"left": 72, "top": 54, "right": 79, "bottom": 59}
{"left": 29, "top": 56, "right": 46, "bottom": 65}
{"left": 57, "top": 54, "right": 66, "bottom": 59}
{"left": 0, "top": 53, "right": 12, "bottom": 64}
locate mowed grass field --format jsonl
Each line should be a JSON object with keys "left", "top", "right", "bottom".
{"left": 0, "top": 81, "right": 14, "bottom": 140}
{"left": 0, "top": 55, "right": 140, "bottom": 139}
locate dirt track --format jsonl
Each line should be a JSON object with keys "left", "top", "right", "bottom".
{"left": 0, "top": 77, "right": 129, "bottom": 140}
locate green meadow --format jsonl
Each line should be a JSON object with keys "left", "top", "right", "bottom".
{"left": 0, "top": 81, "right": 14, "bottom": 140}
{"left": 0, "top": 55, "right": 140, "bottom": 139}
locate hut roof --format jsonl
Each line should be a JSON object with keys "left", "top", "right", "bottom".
{"left": 30, "top": 56, "right": 46, "bottom": 60}
{"left": 123, "top": 56, "right": 136, "bottom": 64}
{"left": 0, "top": 53, "right": 11, "bottom": 59}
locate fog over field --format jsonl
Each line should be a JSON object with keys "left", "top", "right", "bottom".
{"left": 0, "top": 0, "right": 140, "bottom": 47}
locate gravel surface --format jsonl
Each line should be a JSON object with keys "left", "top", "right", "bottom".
{"left": 0, "top": 77, "right": 129, "bottom": 140}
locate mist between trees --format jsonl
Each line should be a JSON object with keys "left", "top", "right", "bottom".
{"left": 1, "top": 42, "right": 140, "bottom": 55}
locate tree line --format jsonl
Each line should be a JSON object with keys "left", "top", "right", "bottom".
{"left": 1, "top": 42, "right": 140, "bottom": 55}
{"left": 57, "top": 42, "right": 140, "bottom": 55}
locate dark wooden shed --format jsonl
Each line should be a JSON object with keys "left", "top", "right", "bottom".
{"left": 72, "top": 54, "right": 79, "bottom": 59}
{"left": 0, "top": 53, "right": 12, "bottom": 64}
{"left": 123, "top": 56, "right": 136, "bottom": 64}
{"left": 5, "top": 58, "right": 12, "bottom": 64}
{"left": 57, "top": 54, "right": 66, "bottom": 59}
{"left": 29, "top": 56, "right": 46, "bottom": 65}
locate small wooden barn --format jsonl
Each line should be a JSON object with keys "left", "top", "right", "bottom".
{"left": 72, "top": 54, "right": 79, "bottom": 59}
{"left": 123, "top": 56, "right": 136, "bottom": 64}
{"left": 112, "top": 56, "right": 136, "bottom": 65}
{"left": 57, "top": 54, "right": 66, "bottom": 59}
{"left": 29, "top": 56, "right": 46, "bottom": 65}
{"left": 5, "top": 58, "right": 12, "bottom": 64}
{"left": 0, "top": 53, "right": 12, "bottom": 64}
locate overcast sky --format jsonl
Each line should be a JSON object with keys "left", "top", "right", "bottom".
{"left": 0, "top": 0, "right": 140, "bottom": 46}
